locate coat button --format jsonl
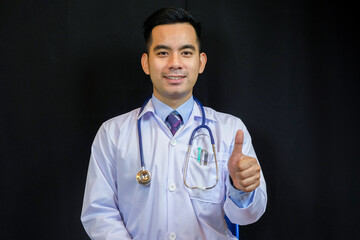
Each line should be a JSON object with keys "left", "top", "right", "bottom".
{"left": 169, "top": 183, "right": 176, "bottom": 192}
{"left": 169, "top": 232, "right": 176, "bottom": 240}
{"left": 170, "top": 139, "right": 177, "bottom": 146}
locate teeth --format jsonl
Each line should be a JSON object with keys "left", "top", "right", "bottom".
{"left": 166, "top": 76, "right": 182, "bottom": 80}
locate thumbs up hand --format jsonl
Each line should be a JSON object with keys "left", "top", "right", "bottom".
{"left": 228, "top": 130, "right": 261, "bottom": 192}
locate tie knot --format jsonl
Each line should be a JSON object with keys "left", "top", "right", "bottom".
{"left": 166, "top": 111, "right": 182, "bottom": 135}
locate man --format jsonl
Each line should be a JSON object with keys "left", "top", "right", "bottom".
{"left": 81, "top": 7, "right": 267, "bottom": 240}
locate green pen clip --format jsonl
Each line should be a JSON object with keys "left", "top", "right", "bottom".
{"left": 197, "top": 147, "right": 202, "bottom": 164}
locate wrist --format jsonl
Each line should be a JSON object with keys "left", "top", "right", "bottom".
{"left": 229, "top": 175, "right": 241, "bottom": 191}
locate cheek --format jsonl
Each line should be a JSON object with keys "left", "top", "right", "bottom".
{"left": 150, "top": 60, "right": 167, "bottom": 73}
{"left": 188, "top": 62, "right": 201, "bottom": 75}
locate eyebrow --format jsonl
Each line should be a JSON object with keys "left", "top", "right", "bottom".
{"left": 153, "top": 44, "right": 196, "bottom": 52}
{"left": 153, "top": 45, "right": 171, "bottom": 51}
{"left": 180, "top": 44, "right": 196, "bottom": 51}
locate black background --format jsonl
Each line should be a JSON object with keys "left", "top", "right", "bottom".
{"left": 1, "top": 0, "right": 359, "bottom": 239}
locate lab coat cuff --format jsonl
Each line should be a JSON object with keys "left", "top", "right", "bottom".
{"left": 227, "top": 176, "right": 255, "bottom": 208}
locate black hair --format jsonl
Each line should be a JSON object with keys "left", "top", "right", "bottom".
{"left": 143, "top": 7, "right": 201, "bottom": 53}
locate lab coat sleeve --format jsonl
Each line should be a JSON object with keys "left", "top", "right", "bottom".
{"left": 223, "top": 123, "right": 267, "bottom": 225}
{"left": 81, "top": 125, "right": 132, "bottom": 240}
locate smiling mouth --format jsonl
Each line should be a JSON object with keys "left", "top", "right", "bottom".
{"left": 165, "top": 76, "right": 184, "bottom": 80}
{"left": 163, "top": 75, "right": 186, "bottom": 83}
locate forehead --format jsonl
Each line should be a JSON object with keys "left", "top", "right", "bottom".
{"left": 150, "top": 23, "right": 198, "bottom": 50}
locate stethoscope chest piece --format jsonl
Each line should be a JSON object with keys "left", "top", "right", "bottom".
{"left": 136, "top": 169, "right": 151, "bottom": 186}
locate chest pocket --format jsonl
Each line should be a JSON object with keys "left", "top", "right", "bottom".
{"left": 184, "top": 147, "right": 228, "bottom": 204}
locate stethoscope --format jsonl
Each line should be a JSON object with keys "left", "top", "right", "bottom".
{"left": 136, "top": 97, "right": 219, "bottom": 190}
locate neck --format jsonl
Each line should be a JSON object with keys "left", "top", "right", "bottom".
{"left": 154, "top": 93, "right": 192, "bottom": 109}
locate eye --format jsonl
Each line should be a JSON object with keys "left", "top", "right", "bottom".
{"left": 182, "top": 51, "right": 193, "bottom": 56}
{"left": 156, "top": 51, "right": 169, "bottom": 56}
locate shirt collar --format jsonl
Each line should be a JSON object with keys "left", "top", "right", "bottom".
{"left": 151, "top": 94, "right": 194, "bottom": 124}
{"left": 137, "top": 95, "right": 216, "bottom": 123}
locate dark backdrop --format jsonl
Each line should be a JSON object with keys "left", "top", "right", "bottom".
{"left": 1, "top": 0, "right": 359, "bottom": 239}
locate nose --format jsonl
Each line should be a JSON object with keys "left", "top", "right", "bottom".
{"left": 168, "top": 53, "right": 183, "bottom": 70}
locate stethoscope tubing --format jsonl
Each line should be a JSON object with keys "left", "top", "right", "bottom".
{"left": 137, "top": 96, "right": 218, "bottom": 188}
{"left": 138, "top": 96, "right": 152, "bottom": 169}
{"left": 138, "top": 96, "right": 206, "bottom": 169}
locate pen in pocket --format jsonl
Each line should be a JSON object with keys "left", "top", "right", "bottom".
{"left": 202, "top": 149, "right": 208, "bottom": 166}
{"left": 197, "top": 147, "right": 202, "bottom": 164}
{"left": 197, "top": 148, "right": 208, "bottom": 165}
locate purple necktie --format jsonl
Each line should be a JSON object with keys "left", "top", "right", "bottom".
{"left": 166, "top": 111, "right": 182, "bottom": 135}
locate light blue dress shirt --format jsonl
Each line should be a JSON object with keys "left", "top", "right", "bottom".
{"left": 81, "top": 96, "right": 267, "bottom": 240}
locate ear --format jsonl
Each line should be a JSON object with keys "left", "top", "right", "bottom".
{"left": 141, "top": 53, "right": 150, "bottom": 75}
{"left": 198, "top": 52, "right": 207, "bottom": 74}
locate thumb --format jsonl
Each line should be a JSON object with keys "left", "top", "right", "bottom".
{"left": 232, "top": 129, "right": 244, "bottom": 156}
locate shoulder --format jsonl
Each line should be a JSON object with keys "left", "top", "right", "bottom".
{"left": 203, "top": 106, "right": 245, "bottom": 129}
{"left": 94, "top": 108, "right": 140, "bottom": 145}
{"left": 203, "top": 106, "right": 256, "bottom": 156}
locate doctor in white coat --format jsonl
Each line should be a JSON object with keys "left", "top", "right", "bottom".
{"left": 81, "top": 7, "right": 267, "bottom": 240}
